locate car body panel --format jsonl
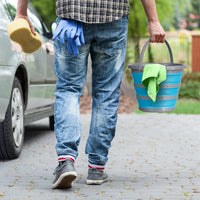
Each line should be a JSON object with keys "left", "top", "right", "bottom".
{"left": 0, "top": 66, "right": 15, "bottom": 121}
{"left": 0, "top": 1, "right": 18, "bottom": 122}
{"left": 0, "top": 0, "right": 56, "bottom": 123}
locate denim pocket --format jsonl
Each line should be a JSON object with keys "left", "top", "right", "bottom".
{"left": 95, "top": 16, "right": 128, "bottom": 56}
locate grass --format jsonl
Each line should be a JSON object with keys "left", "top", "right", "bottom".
{"left": 134, "top": 99, "right": 200, "bottom": 114}
{"left": 170, "top": 99, "right": 200, "bottom": 114}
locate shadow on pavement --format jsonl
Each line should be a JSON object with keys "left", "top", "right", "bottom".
{"left": 24, "top": 121, "right": 53, "bottom": 144}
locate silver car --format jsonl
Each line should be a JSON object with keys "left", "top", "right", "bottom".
{"left": 0, "top": 0, "right": 56, "bottom": 159}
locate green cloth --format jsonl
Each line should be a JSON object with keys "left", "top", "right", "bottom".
{"left": 142, "top": 64, "right": 166, "bottom": 102}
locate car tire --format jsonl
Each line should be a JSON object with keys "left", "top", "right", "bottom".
{"left": 0, "top": 77, "right": 24, "bottom": 160}
{"left": 49, "top": 115, "right": 54, "bottom": 131}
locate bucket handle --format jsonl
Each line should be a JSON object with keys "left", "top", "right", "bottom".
{"left": 139, "top": 38, "right": 174, "bottom": 67}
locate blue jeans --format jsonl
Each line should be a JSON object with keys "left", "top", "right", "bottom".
{"left": 54, "top": 16, "right": 128, "bottom": 167}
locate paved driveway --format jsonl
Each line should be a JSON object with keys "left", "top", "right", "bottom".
{"left": 1, "top": 113, "right": 200, "bottom": 200}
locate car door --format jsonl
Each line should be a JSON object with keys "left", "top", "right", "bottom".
{"left": 28, "top": 4, "right": 56, "bottom": 107}
{"left": 5, "top": 0, "right": 48, "bottom": 112}
{"left": 43, "top": 38, "right": 56, "bottom": 106}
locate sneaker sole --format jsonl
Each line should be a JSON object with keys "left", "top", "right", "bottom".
{"left": 52, "top": 171, "right": 77, "bottom": 189}
{"left": 86, "top": 178, "right": 108, "bottom": 185}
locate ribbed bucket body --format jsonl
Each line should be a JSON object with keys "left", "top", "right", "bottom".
{"left": 131, "top": 71, "right": 183, "bottom": 112}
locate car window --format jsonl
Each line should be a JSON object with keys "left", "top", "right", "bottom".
{"left": 1, "top": 0, "right": 13, "bottom": 20}
{"left": 4, "top": 0, "right": 17, "bottom": 20}
{"left": 27, "top": 5, "right": 44, "bottom": 35}
{"left": 5, "top": 0, "right": 44, "bottom": 35}
{"left": 0, "top": 2, "right": 6, "bottom": 17}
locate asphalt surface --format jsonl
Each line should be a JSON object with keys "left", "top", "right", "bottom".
{"left": 1, "top": 113, "right": 200, "bottom": 200}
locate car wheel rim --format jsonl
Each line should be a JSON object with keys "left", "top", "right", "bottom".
{"left": 12, "top": 88, "right": 24, "bottom": 148}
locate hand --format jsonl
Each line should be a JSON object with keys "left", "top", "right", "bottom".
{"left": 148, "top": 21, "right": 165, "bottom": 43}
{"left": 15, "top": 15, "right": 36, "bottom": 36}
{"left": 15, "top": 0, "right": 36, "bottom": 35}
{"left": 52, "top": 19, "right": 85, "bottom": 55}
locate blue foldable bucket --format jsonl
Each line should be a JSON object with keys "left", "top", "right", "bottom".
{"left": 128, "top": 39, "right": 186, "bottom": 112}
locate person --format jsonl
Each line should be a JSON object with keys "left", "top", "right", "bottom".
{"left": 16, "top": 0, "right": 165, "bottom": 189}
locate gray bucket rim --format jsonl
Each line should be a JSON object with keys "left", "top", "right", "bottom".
{"left": 128, "top": 63, "right": 186, "bottom": 73}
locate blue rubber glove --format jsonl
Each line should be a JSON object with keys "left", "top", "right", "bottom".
{"left": 52, "top": 19, "right": 85, "bottom": 55}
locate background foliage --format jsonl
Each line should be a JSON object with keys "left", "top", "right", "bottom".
{"left": 30, "top": 0, "right": 56, "bottom": 30}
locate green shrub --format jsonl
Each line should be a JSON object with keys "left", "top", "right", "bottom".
{"left": 181, "top": 72, "right": 200, "bottom": 83}
{"left": 179, "top": 81, "right": 200, "bottom": 99}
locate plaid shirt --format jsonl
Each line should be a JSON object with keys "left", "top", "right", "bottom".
{"left": 56, "top": 0, "right": 129, "bottom": 24}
